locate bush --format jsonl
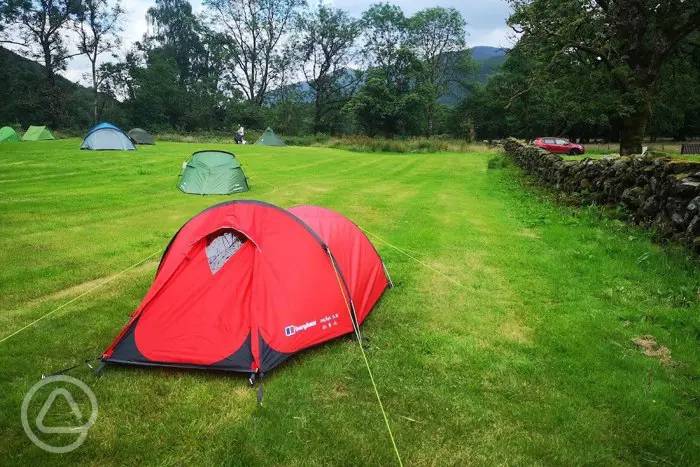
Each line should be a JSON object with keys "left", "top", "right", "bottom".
{"left": 283, "top": 134, "right": 332, "bottom": 146}
{"left": 155, "top": 130, "right": 262, "bottom": 144}
{"left": 319, "top": 135, "right": 492, "bottom": 153}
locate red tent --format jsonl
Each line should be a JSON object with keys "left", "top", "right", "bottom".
{"left": 102, "top": 201, "right": 390, "bottom": 374}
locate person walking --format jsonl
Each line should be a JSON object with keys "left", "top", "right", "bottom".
{"left": 235, "top": 125, "right": 245, "bottom": 144}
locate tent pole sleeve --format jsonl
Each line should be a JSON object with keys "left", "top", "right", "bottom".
{"left": 325, "top": 246, "right": 361, "bottom": 340}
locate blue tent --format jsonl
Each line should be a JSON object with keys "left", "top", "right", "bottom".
{"left": 88, "top": 122, "right": 119, "bottom": 132}
{"left": 81, "top": 122, "right": 135, "bottom": 151}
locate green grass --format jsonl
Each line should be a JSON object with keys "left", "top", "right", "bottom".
{"left": 0, "top": 139, "right": 698, "bottom": 465}
{"left": 582, "top": 142, "right": 700, "bottom": 161}
{"left": 585, "top": 142, "right": 687, "bottom": 155}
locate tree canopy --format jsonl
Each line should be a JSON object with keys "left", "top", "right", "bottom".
{"left": 507, "top": 0, "right": 700, "bottom": 154}
{"left": 0, "top": 0, "right": 698, "bottom": 150}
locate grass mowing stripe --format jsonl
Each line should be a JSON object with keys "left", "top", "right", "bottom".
{"left": 361, "top": 227, "right": 466, "bottom": 289}
{"left": 329, "top": 252, "right": 403, "bottom": 466}
{"left": 0, "top": 249, "right": 162, "bottom": 344}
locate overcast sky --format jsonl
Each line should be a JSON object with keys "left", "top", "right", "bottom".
{"left": 63, "top": 0, "right": 514, "bottom": 83}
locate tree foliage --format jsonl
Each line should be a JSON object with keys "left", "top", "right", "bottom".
{"left": 204, "top": 0, "right": 304, "bottom": 106}
{"left": 296, "top": 2, "right": 361, "bottom": 133}
{"left": 405, "top": 7, "right": 466, "bottom": 133}
{"left": 460, "top": 36, "right": 700, "bottom": 144}
{"left": 8, "top": 0, "right": 81, "bottom": 124}
{"left": 508, "top": 0, "right": 700, "bottom": 154}
{"left": 75, "top": 0, "right": 123, "bottom": 122}
{"left": 348, "top": 48, "right": 431, "bottom": 136}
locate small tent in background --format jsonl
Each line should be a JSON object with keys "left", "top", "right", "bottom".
{"left": 0, "top": 126, "right": 20, "bottom": 142}
{"left": 128, "top": 128, "right": 155, "bottom": 145}
{"left": 22, "top": 125, "right": 55, "bottom": 141}
{"left": 81, "top": 122, "right": 135, "bottom": 151}
{"left": 178, "top": 150, "right": 249, "bottom": 195}
{"left": 256, "top": 127, "right": 285, "bottom": 146}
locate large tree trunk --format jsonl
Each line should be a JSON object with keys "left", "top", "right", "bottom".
{"left": 619, "top": 99, "right": 651, "bottom": 155}
{"left": 42, "top": 44, "right": 54, "bottom": 87}
{"left": 312, "top": 77, "right": 329, "bottom": 134}
{"left": 426, "top": 105, "right": 434, "bottom": 136}
{"left": 42, "top": 43, "right": 60, "bottom": 127}
{"left": 92, "top": 60, "right": 98, "bottom": 123}
{"left": 313, "top": 89, "right": 324, "bottom": 134}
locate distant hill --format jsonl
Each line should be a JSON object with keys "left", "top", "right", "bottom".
{"left": 471, "top": 46, "right": 508, "bottom": 61}
{"left": 471, "top": 46, "right": 508, "bottom": 82}
{"left": 0, "top": 46, "right": 122, "bottom": 129}
{"left": 270, "top": 46, "right": 507, "bottom": 106}
{"left": 438, "top": 46, "right": 508, "bottom": 105}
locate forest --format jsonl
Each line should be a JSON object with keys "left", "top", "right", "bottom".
{"left": 1, "top": 0, "right": 699, "bottom": 154}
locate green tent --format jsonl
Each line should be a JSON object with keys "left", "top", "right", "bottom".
{"left": 22, "top": 125, "right": 55, "bottom": 141}
{"left": 0, "top": 126, "right": 20, "bottom": 142}
{"left": 178, "top": 150, "right": 249, "bottom": 195}
{"left": 256, "top": 127, "right": 285, "bottom": 146}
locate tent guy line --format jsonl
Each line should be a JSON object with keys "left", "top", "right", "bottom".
{"left": 329, "top": 252, "right": 404, "bottom": 467}
{"left": 0, "top": 249, "right": 163, "bottom": 345}
{"left": 360, "top": 228, "right": 466, "bottom": 289}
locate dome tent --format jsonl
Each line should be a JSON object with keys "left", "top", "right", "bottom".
{"left": 0, "top": 126, "right": 19, "bottom": 142}
{"left": 22, "top": 125, "right": 55, "bottom": 141}
{"left": 81, "top": 122, "right": 135, "bottom": 150}
{"left": 256, "top": 127, "right": 285, "bottom": 146}
{"left": 128, "top": 128, "right": 155, "bottom": 145}
{"left": 102, "top": 201, "right": 390, "bottom": 375}
{"left": 178, "top": 150, "right": 249, "bottom": 195}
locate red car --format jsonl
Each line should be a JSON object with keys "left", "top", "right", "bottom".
{"left": 534, "top": 137, "right": 585, "bottom": 155}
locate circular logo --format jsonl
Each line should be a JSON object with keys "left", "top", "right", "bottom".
{"left": 21, "top": 375, "right": 98, "bottom": 453}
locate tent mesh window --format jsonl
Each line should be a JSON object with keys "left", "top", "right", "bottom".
{"left": 205, "top": 230, "right": 246, "bottom": 274}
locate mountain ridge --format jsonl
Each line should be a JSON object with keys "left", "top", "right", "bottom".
{"left": 272, "top": 46, "right": 507, "bottom": 105}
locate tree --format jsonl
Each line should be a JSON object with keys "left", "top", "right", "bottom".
{"left": 129, "top": 48, "right": 186, "bottom": 128}
{"left": 296, "top": 2, "right": 361, "bottom": 133}
{"left": 353, "top": 4, "right": 425, "bottom": 136}
{"left": 360, "top": 2, "right": 407, "bottom": 72}
{"left": 348, "top": 47, "right": 430, "bottom": 136}
{"left": 15, "top": 0, "right": 78, "bottom": 86}
{"left": 0, "top": 0, "right": 20, "bottom": 40}
{"left": 11, "top": 0, "right": 80, "bottom": 123}
{"left": 75, "top": 0, "right": 123, "bottom": 123}
{"left": 648, "top": 44, "right": 700, "bottom": 140}
{"left": 204, "top": 0, "right": 304, "bottom": 106}
{"left": 406, "top": 7, "right": 466, "bottom": 133}
{"left": 508, "top": 0, "right": 700, "bottom": 155}
{"left": 128, "top": 0, "right": 234, "bottom": 130}
{"left": 97, "top": 59, "right": 133, "bottom": 102}
{"left": 457, "top": 43, "right": 621, "bottom": 142}
{"left": 146, "top": 0, "right": 202, "bottom": 85}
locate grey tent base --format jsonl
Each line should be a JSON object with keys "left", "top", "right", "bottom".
{"left": 177, "top": 178, "right": 250, "bottom": 195}
{"left": 128, "top": 128, "right": 155, "bottom": 145}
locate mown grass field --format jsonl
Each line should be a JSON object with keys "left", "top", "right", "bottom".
{"left": 1, "top": 139, "right": 699, "bottom": 465}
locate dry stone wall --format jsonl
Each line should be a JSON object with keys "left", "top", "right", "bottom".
{"left": 503, "top": 138, "right": 700, "bottom": 253}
